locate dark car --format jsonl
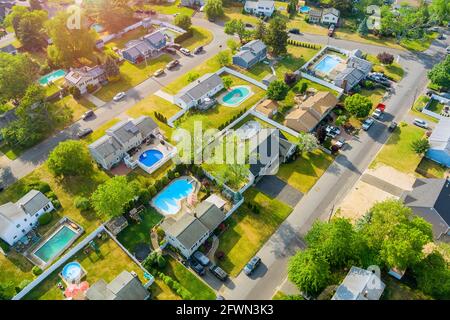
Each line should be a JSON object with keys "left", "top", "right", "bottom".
{"left": 209, "top": 263, "right": 228, "bottom": 281}
{"left": 193, "top": 251, "right": 210, "bottom": 266}
{"left": 193, "top": 46, "right": 204, "bottom": 54}
{"left": 171, "top": 43, "right": 182, "bottom": 50}
{"left": 164, "top": 47, "right": 177, "bottom": 55}
{"left": 189, "top": 259, "right": 205, "bottom": 276}
{"left": 243, "top": 256, "right": 261, "bottom": 276}
{"left": 388, "top": 121, "right": 397, "bottom": 132}
{"left": 245, "top": 23, "right": 253, "bottom": 28}
{"left": 81, "top": 110, "right": 94, "bottom": 120}
{"left": 289, "top": 28, "right": 300, "bottom": 34}
{"left": 77, "top": 128, "right": 93, "bottom": 139}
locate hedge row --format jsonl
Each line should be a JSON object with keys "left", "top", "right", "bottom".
{"left": 288, "top": 39, "right": 319, "bottom": 49}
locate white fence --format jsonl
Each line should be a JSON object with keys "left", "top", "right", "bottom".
{"left": 421, "top": 108, "right": 443, "bottom": 120}
{"left": 225, "top": 198, "right": 245, "bottom": 220}
{"left": 421, "top": 94, "right": 450, "bottom": 120}
{"left": 250, "top": 109, "right": 301, "bottom": 138}
{"left": 217, "top": 67, "right": 268, "bottom": 90}
{"left": 301, "top": 72, "right": 344, "bottom": 97}
{"left": 13, "top": 225, "right": 106, "bottom": 300}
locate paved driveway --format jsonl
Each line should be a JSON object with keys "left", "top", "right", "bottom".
{"left": 255, "top": 175, "right": 303, "bottom": 207}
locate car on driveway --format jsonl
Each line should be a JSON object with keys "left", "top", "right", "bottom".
{"left": 164, "top": 47, "right": 177, "bottom": 55}
{"left": 362, "top": 118, "right": 375, "bottom": 131}
{"left": 209, "top": 263, "right": 228, "bottom": 281}
{"left": 193, "top": 46, "right": 204, "bottom": 54}
{"left": 113, "top": 92, "right": 126, "bottom": 101}
{"left": 189, "top": 259, "right": 205, "bottom": 276}
{"left": 328, "top": 24, "right": 335, "bottom": 37}
{"left": 413, "top": 118, "right": 428, "bottom": 129}
{"left": 243, "top": 256, "right": 261, "bottom": 276}
{"left": 166, "top": 60, "right": 180, "bottom": 70}
{"left": 179, "top": 48, "right": 191, "bottom": 56}
{"left": 388, "top": 121, "right": 397, "bottom": 132}
{"left": 153, "top": 68, "right": 165, "bottom": 77}
{"left": 193, "top": 251, "right": 210, "bottom": 266}
{"left": 77, "top": 128, "right": 93, "bottom": 139}
{"left": 333, "top": 137, "right": 346, "bottom": 149}
{"left": 325, "top": 125, "right": 341, "bottom": 138}
{"left": 372, "top": 108, "right": 383, "bottom": 119}
{"left": 289, "top": 28, "right": 300, "bottom": 34}
{"left": 81, "top": 110, "right": 94, "bottom": 120}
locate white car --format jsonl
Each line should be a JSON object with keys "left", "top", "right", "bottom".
{"left": 113, "top": 92, "right": 126, "bottom": 101}
{"left": 179, "top": 48, "right": 191, "bottom": 56}
{"left": 372, "top": 108, "right": 383, "bottom": 119}
{"left": 362, "top": 118, "right": 375, "bottom": 131}
{"left": 413, "top": 118, "right": 428, "bottom": 129}
{"left": 153, "top": 69, "right": 164, "bottom": 77}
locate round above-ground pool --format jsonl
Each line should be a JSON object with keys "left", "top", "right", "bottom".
{"left": 61, "top": 261, "right": 83, "bottom": 283}
{"left": 219, "top": 86, "right": 252, "bottom": 107}
{"left": 139, "top": 149, "right": 164, "bottom": 168}
{"left": 299, "top": 5, "right": 311, "bottom": 13}
{"left": 152, "top": 178, "right": 195, "bottom": 215}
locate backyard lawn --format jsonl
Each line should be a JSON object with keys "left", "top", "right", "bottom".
{"left": 217, "top": 188, "right": 292, "bottom": 276}
{"left": 138, "top": 0, "right": 195, "bottom": 16}
{"left": 366, "top": 55, "right": 404, "bottom": 82}
{"left": 416, "top": 158, "right": 448, "bottom": 179}
{"left": 276, "top": 149, "right": 334, "bottom": 194}
{"left": 24, "top": 236, "right": 146, "bottom": 300}
{"left": 370, "top": 123, "right": 426, "bottom": 174}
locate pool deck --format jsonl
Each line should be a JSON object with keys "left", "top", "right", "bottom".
{"left": 310, "top": 54, "right": 347, "bottom": 80}
{"left": 23, "top": 217, "right": 84, "bottom": 269}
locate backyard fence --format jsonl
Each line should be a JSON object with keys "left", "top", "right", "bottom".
{"left": 250, "top": 109, "right": 301, "bottom": 138}
{"left": 300, "top": 72, "right": 344, "bottom": 98}
{"left": 217, "top": 67, "right": 268, "bottom": 90}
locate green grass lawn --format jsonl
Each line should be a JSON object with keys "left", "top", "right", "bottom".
{"left": 370, "top": 123, "right": 426, "bottom": 174}
{"left": 84, "top": 118, "right": 121, "bottom": 144}
{"left": 139, "top": 0, "right": 194, "bottom": 16}
{"left": 54, "top": 95, "right": 96, "bottom": 121}
{"left": 179, "top": 27, "right": 213, "bottom": 51}
{"left": 164, "top": 256, "right": 216, "bottom": 300}
{"left": 276, "top": 149, "right": 334, "bottom": 193}
{"left": 94, "top": 55, "right": 173, "bottom": 102}
{"left": 105, "top": 27, "right": 149, "bottom": 50}
{"left": 217, "top": 188, "right": 292, "bottom": 276}
{"left": 117, "top": 208, "right": 163, "bottom": 253}
{"left": 360, "top": 88, "right": 386, "bottom": 109}
{"left": 24, "top": 236, "right": 146, "bottom": 300}
{"left": 427, "top": 99, "right": 445, "bottom": 114}
{"left": 416, "top": 158, "right": 448, "bottom": 179}
{"left": 366, "top": 55, "right": 404, "bottom": 82}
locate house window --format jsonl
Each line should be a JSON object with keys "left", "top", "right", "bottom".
{"left": 35, "top": 213, "right": 39, "bottom": 217}
{"left": 24, "top": 218, "right": 27, "bottom": 222}
{"left": 22, "top": 229, "right": 25, "bottom": 233}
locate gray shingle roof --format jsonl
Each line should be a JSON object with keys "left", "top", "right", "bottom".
{"left": 176, "top": 73, "right": 223, "bottom": 103}
{"left": 143, "top": 30, "right": 166, "bottom": 48}
{"left": 242, "top": 39, "right": 266, "bottom": 54}
{"left": 163, "top": 214, "right": 209, "bottom": 250}
{"left": 195, "top": 202, "right": 225, "bottom": 231}
{"left": 133, "top": 116, "right": 158, "bottom": 137}
{"left": 0, "top": 44, "right": 16, "bottom": 54}
{"left": 86, "top": 271, "right": 149, "bottom": 300}
{"left": 323, "top": 7, "right": 340, "bottom": 17}
{"left": 335, "top": 67, "right": 366, "bottom": 87}
{"left": 234, "top": 50, "right": 256, "bottom": 64}
{"left": 17, "top": 190, "right": 51, "bottom": 215}
{"left": 89, "top": 135, "right": 123, "bottom": 159}
{"left": 107, "top": 120, "right": 140, "bottom": 145}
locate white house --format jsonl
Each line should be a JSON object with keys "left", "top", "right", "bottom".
{"left": 64, "top": 65, "right": 106, "bottom": 95}
{"left": 174, "top": 73, "right": 224, "bottom": 109}
{"left": 244, "top": 0, "right": 275, "bottom": 17}
{"left": 332, "top": 266, "right": 385, "bottom": 300}
{"left": 0, "top": 190, "right": 54, "bottom": 246}
{"left": 321, "top": 8, "right": 340, "bottom": 24}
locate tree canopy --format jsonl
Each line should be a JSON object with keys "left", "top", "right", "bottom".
{"left": 47, "top": 140, "right": 93, "bottom": 177}
{"left": 94, "top": 0, "right": 135, "bottom": 33}
{"left": 174, "top": 14, "right": 192, "bottom": 31}
{"left": 344, "top": 93, "right": 372, "bottom": 118}
{"left": 428, "top": 55, "right": 450, "bottom": 89}
{"left": 224, "top": 19, "right": 251, "bottom": 43}
{"left": 265, "top": 17, "right": 288, "bottom": 56}
{"left": 204, "top": 0, "right": 224, "bottom": 21}
{"left": 267, "top": 80, "right": 289, "bottom": 101}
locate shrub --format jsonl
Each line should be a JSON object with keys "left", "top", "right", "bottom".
{"left": 0, "top": 239, "right": 10, "bottom": 253}
{"left": 25, "top": 181, "right": 51, "bottom": 194}
{"left": 174, "top": 172, "right": 180, "bottom": 178}
{"left": 74, "top": 196, "right": 90, "bottom": 211}
{"left": 32, "top": 266, "right": 43, "bottom": 276}
{"left": 38, "top": 212, "right": 52, "bottom": 225}
{"left": 284, "top": 72, "right": 297, "bottom": 86}
{"left": 45, "top": 191, "right": 57, "bottom": 201}
{"left": 86, "top": 84, "right": 96, "bottom": 93}
{"left": 300, "top": 82, "right": 308, "bottom": 94}
{"left": 156, "top": 255, "right": 167, "bottom": 268}
{"left": 15, "top": 279, "right": 32, "bottom": 293}
{"left": 69, "top": 86, "right": 81, "bottom": 99}
{"left": 377, "top": 52, "right": 394, "bottom": 65}
{"left": 52, "top": 199, "right": 61, "bottom": 209}
{"left": 149, "top": 185, "right": 157, "bottom": 197}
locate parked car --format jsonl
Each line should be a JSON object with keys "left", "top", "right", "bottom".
{"left": 164, "top": 47, "right": 177, "bottom": 54}
{"left": 437, "top": 33, "right": 446, "bottom": 40}
{"left": 113, "top": 92, "right": 126, "bottom": 101}
{"left": 166, "top": 60, "right": 180, "bottom": 70}
{"left": 334, "top": 138, "right": 346, "bottom": 149}
{"left": 328, "top": 24, "right": 335, "bottom": 37}
{"left": 388, "top": 121, "right": 397, "bottom": 132}
{"left": 325, "top": 125, "right": 341, "bottom": 138}
{"left": 193, "top": 251, "right": 210, "bottom": 266}
{"left": 81, "top": 110, "right": 94, "bottom": 120}
{"left": 77, "top": 128, "right": 93, "bottom": 139}
{"left": 413, "top": 118, "right": 428, "bottom": 129}
{"left": 189, "top": 259, "right": 205, "bottom": 276}
{"left": 170, "top": 43, "right": 182, "bottom": 50}
{"left": 153, "top": 68, "right": 165, "bottom": 77}
{"left": 446, "top": 46, "right": 450, "bottom": 54}
{"left": 193, "top": 46, "right": 204, "bottom": 54}
{"left": 289, "top": 28, "right": 300, "bottom": 34}
{"left": 372, "top": 108, "right": 383, "bottom": 119}
{"left": 362, "top": 118, "right": 375, "bottom": 131}
{"left": 179, "top": 47, "right": 191, "bottom": 56}
{"left": 209, "top": 263, "right": 228, "bottom": 281}
{"left": 243, "top": 256, "right": 261, "bottom": 276}
{"left": 245, "top": 23, "right": 254, "bottom": 28}
{"left": 216, "top": 295, "right": 225, "bottom": 300}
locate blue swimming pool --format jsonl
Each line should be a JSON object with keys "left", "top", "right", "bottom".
{"left": 34, "top": 226, "right": 77, "bottom": 263}
{"left": 38, "top": 69, "right": 66, "bottom": 86}
{"left": 314, "top": 55, "right": 341, "bottom": 74}
{"left": 152, "top": 178, "right": 195, "bottom": 215}
{"left": 139, "top": 149, "right": 163, "bottom": 168}
{"left": 220, "top": 86, "right": 251, "bottom": 106}
{"left": 299, "top": 5, "right": 311, "bottom": 13}
{"left": 61, "top": 261, "right": 83, "bottom": 283}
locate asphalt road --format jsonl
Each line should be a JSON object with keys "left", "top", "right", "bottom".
{"left": 220, "top": 32, "right": 449, "bottom": 300}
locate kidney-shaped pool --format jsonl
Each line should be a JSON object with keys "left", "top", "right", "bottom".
{"left": 151, "top": 178, "right": 195, "bottom": 215}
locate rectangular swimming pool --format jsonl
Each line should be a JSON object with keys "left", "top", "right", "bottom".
{"left": 314, "top": 55, "right": 342, "bottom": 74}
{"left": 38, "top": 69, "right": 66, "bottom": 86}
{"left": 33, "top": 226, "right": 77, "bottom": 263}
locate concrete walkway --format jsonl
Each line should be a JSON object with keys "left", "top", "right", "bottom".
{"left": 154, "top": 89, "right": 175, "bottom": 104}
{"left": 85, "top": 94, "right": 106, "bottom": 108}
{"left": 207, "top": 235, "right": 219, "bottom": 264}
{"left": 360, "top": 173, "right": 406, "bottom": 197}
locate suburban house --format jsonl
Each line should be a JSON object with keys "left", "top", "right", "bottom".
{"left": 401, "top": 178, "right": 450, "bottom": 240}
{"left": 181, "top": 0, "right": 204, "bottom": 7}
{"left": 334, "top": 55, "right": 373, "bottom": 92}
{"left": 0, "top": 190, "right": 54, "bottom": 246}
{"left": 244, "top": 0, "right": 275, "bottom": 17}
{"left": 249, "top": 130, "right": 297, "bottom": 181}
{"left": 308, "top": 9, "right": 322, "bottom": 23}
{"left": 174, "top": 73, "right": 224, "bottom": 109}
{"left": 0, "top": 2, "right": 13, "bottom": 22}
{"left": 161, "top": 198, "right": 226, "bottom": 258}
{"left": 64, "top": 65, "right": 106, "bottom": 94}
{"left": 0, "top": 44, "right": 17, "bottom": 55}
{"left": 332, "top": 266, "right": 385, "bottom": 300}
{"left": 86, "top": 270, "right": 150, "bottom": 300}
{"left": 255, "top": 99, "right": 279, "bottom": 118}
{"left": 89, "top": 116, "right": 159, "bottom": 170}
{"left": 284, "top": 91, "right": 338, "bottom": 132}
{"left": 121, "top": 30, "right": 167, "bottom": 64}
{"left": 321, "top": 8, "right": 340, "bottom": 24}
{"left": 426, "top": 117, "right": 450, "bottom": 167}
{"left": 232, "top": 39, "right": 268, "bottom": 69}
{"left": 262, "top": 74, "right": 277, "bottom": 86}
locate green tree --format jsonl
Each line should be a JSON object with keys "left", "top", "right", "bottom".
{"left": 265, "top": 17, "right": 288, "bottom": 56}
{"left": 204, "top": 0, "right": 224, "bottom": 21}
{"left": 429, "top": 0, "right": 450, "bottom": 24}
{"left": 216, "top": 50, "right": 231, "bottom": 67}
{"left": 412, "top": 251, "right": 450, "bottom": 299}
{"left": 224, "top": 19, "right": 251, "bottom": 43}
{"left": 9, "top": 9, "right": 48, "bottom": 51}
{"left": 4, "top": 6, "right": 29, "bottom": 36}
{"left": 95, "top": 0, "right": 134, "bottom": 33}
{"left": 0, "top": 281, "right": 14, "bottom": 300}
{"left": 288, "top": 249, "right": 331, "bottom": 295}
{"left": 103, "top": 56, "right": 120, "bottom": 78}
{"left": 287, "top": 0, "right": 297, "bottom": 17}
{"left": 187, "top": 72, "right": 200, "bottom": 82}
{"left": 0, "top": 53, "right": 39, "bottom": 101}
{"left": 267, "top": 80, "right": 289, "bottom": 101}
{"left": 222, "top": 76, "right": 233, "bottom": 89}
{"left": 227, "top": 38, "right": 240, "bottom": 53}
{"left": 427, "top": 55, "right": 450, "bottom": 89}
{"left": 47, "top": 140, "right": 93, "bottom": 177}
{"left": 411, "top": 138, "right": 430, "bottom": 155}
{"left": 357, "top": 17, "right": 369, "bottom": 36}
{"left": 253, "top": 20, "right": 267, "bottom": 41}
{"left": 174, "top": 14, "right": 192, "bottom": 30}
{"left": 297, "top": 133, "right": 318, "bottom": 153}
{"left": 91, "top": 176, "right": 139, "bottom": 220}
{"left": 344, "top": 93, "right": 372, "bottom": 118}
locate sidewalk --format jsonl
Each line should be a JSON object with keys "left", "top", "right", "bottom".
{"left": 85, "top": 93, "right": 106, "bottom": 108}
